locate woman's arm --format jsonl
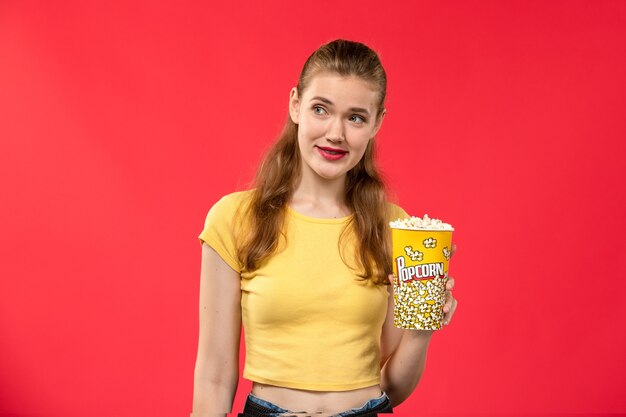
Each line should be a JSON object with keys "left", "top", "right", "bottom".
{"left": 191, "top": 243, "right": 242, "bottom": 416}
{"left": 379, "top": 286, "right": 432, "bottom": 407}
{"left": 379, "top": 273, "right": 457, "bottom": 407}
{"left": 380, "top": 327, "right": 433, "bottom": 408}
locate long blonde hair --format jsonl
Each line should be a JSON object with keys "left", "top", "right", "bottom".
{"left": 237, "top": 39, "right": 392, "bottom": 285}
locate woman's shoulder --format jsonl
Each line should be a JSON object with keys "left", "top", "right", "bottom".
{"left": 204, "top": 189, "right": 255, "bottom": 221}
{"left": 214, "top": 188, "right": 255, "bottom": 207}
{"left": 385, "top": 200, "right": 409, "bottom": 221}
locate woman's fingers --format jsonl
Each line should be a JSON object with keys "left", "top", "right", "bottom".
{"left": 445, "top": 246, "right": 457, "bottom": 325}
{"left": 443, "top": 291, "right": 453, "bottom": 314}
{"left": 443, "top": 276, "right": 457, "bottom": 325}
{"left": 446, "top": 276, "right": 455, "bottom": 291}
{"left": 443, "top": 291, "right": 458, "bottom": 325}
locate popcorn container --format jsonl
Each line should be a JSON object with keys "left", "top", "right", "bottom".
{"left": 390, "top": 218, "right": 454, "bottom": 330}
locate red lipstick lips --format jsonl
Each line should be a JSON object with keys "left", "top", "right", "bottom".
{"left": 316, "top": 146, "right": 348, "bottom": 161}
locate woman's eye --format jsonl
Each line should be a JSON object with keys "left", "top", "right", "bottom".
{"left": 350, "top": 115, "right": 366, "bottom": 124}
{"left": 313, "top": 106, "right": 326, "bottom": 115}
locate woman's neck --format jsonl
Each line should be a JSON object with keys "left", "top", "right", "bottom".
{"left": 289, "top": 172, "right": 351, "bottom": 218}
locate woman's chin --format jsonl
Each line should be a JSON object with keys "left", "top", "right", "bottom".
{"left": 314, "top": 169, "right": 346, "bottom": 181}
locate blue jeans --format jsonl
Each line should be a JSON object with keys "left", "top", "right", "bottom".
{"left": 239, "top": 391, "right": 393, "bottom": 416}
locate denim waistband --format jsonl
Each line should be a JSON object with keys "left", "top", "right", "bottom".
{"left": 240, "top": 390, "right": 392, "bottom": 416}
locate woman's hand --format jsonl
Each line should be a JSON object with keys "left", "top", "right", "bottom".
{"left": 442, "top": 243, "right": 458, "bottom": 326}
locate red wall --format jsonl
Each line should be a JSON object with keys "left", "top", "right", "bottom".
{"left": 1, "top": 1, "right": 625, "bottom": 416}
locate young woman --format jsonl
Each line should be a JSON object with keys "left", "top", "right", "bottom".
{"left": 192, "top": 39, "right": 458, "bottom": 417}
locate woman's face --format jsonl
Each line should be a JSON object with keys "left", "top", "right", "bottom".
{"left": 289, "top": 72, "right": 385, "bottom": 184}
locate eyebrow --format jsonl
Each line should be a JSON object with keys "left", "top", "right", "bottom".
{"left": 310, "top": 96, "right": 371, "bottom": 116}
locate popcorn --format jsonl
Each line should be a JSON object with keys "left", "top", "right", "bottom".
{"left": 404, "top": 246, "right": 423, "bottom": 262}
{"left": 423, "top": 237, "right": 437, "bottom": 248}
{"left": 389, "top": 214, "right": 454, "bottom": 231}
{"left": 390, "top": 214, "right": 454, "bottom": 330}
{"left": 393, "top": 275, "right": 448, "bottom": 330}
{"left": 442, "top": 246, "right": 451, "bottom": 261}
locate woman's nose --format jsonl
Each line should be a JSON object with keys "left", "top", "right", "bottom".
{"left": 326, "top": 118, "right": 345, "bottom": 142}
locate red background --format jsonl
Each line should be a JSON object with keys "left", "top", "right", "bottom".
{"left": 1, "top": 1, "right": 625, "bottom": 416}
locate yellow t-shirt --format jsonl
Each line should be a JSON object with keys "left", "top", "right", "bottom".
{"left": 198, "top": 189, "right": 408, "bottom": 391}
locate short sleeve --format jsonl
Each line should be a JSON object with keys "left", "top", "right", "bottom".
{"left": 198, "top": 192, "right": 249, "bottom": 272}
{"left": 387, "top": 202, "right": 410, "bottom": 222}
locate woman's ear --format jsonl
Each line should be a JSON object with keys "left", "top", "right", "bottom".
{"left": 372, "top": 108, "right": 386, "bottom": 137}
{"left": 289, "top": 87, "right": 300, "bottom": 124}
